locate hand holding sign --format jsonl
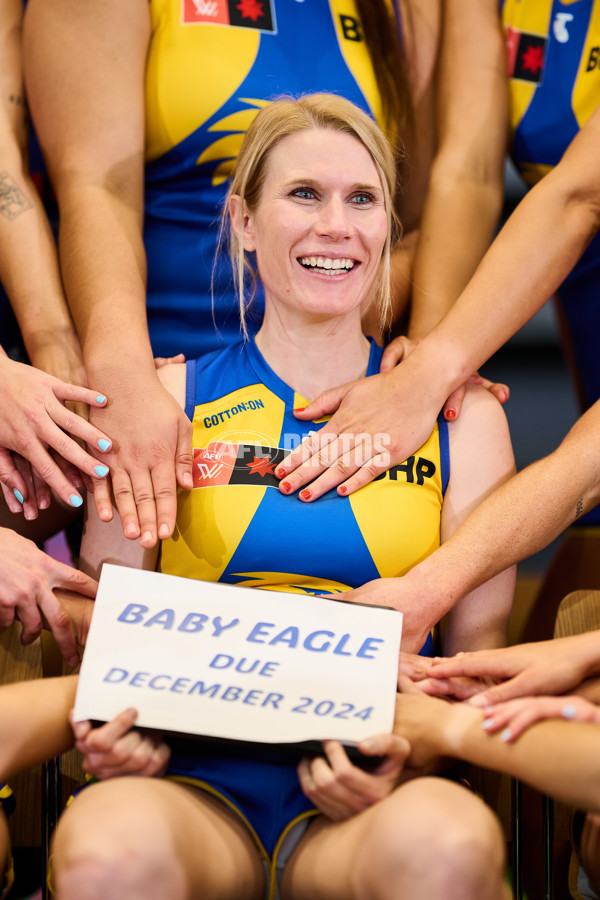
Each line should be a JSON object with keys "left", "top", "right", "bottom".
{"left": 71, "top": 707, "right": 171, "bottom": 780}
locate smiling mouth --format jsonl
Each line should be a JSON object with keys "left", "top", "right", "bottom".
{"left": 299, "top": 256, "right": 357, "bottom": 275}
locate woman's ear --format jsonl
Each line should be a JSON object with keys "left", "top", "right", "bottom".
{"left": 229, "top": 195, "right": 256, "bottom": 251}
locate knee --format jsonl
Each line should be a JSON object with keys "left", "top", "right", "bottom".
{"left": 52, "top": 797, "right": 186, "bottom": 900}
{"left": 54, "top": 837, "right": 186, "bottom": 900}
{"left": 352, "top": 778, "right": 506, "bottom": 899}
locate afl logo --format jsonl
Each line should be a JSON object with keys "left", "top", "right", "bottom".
{"left": 182, "top": 0, "right": 276, "bottom": 32}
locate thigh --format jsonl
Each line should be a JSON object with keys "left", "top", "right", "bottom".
{"left": 281, "top": 776, "right": 507, "bottom": 900}
{"left": 52, "top": 776, "right": 265, "bottom": 900}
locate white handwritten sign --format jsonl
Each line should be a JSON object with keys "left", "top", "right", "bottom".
{"left": 74, "top": 564, "right": 403, "bottom": 747}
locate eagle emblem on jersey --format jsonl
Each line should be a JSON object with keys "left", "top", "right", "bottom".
{"left": 182, "top": 0, "right": 276, "bottom": 32}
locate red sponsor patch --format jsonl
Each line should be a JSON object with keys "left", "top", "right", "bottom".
{"left": 182, "top": 0, "right": 230, "bottom": 25}
{"left": 192, "top": 442, "right": 237, "bottom": 487}
{"left": 182, "top": 0, "right": 275, "bottom": 31}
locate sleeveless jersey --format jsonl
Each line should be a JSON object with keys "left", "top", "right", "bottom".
{"left": 144, "top": 0, "right": 394, "bottom": 359}
{"left": 502, "top": 0, "right": 600, "bottom": 413}
{"left": 159, "top": 339, "right": 449, "bottom": 604}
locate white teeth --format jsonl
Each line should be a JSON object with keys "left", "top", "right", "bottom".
{"left": 299, "top": 256, "right": 356, "bottom": 274}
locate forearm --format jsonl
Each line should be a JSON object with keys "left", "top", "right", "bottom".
{"left": 407, "top": 403, "right": 600, "bottom": 604}
{"left": 417, "top": 157, "right": 600, "bottom": 391}
{"left": 408, "top": 178, "right": 503, "bottom": 339}
{"left": 57, "top": 182, "right": 153, "bottom": 380}
{"left": 408, "top": 0, "right": 506, "bottom": 340}
{"left": 23, "top": 0, "right": 153, "bottom": 382}
{"left": 444, "top": 703, "right": 600, "bottom": 812}
{"left": 0, "top": 676, "right": 76, "bottom": 780}
{"left": 0, "top": 155, "right": 81, "bottom": 370}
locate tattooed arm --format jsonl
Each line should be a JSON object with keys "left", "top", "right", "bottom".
{"left": 0, "top": 0, "right": 84, "bottom": 384}
{"left": 0, "top": 0, "right": 113, "bottom": 509}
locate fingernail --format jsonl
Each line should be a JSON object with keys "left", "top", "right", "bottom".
{"left": 182, "top": 472, "right": 193, "bottom": 488}
{"left": 445, "top": 409, "right": 457, "bottom": 421}
{"left": 97, "top": 439, "right": 111, "bottom": 452}
{"left": 39, "top": 497, "right": 50, "bottom": 510}
{"left": 158, "top": 524, "right": 170, "bottom": 540}
{"left": 275, "top": 467, "right": 286, "bottom": 479}
{"left": 360, "top": 738, "right": 376, "bottom": 751}
{"left": 13, "top": 489, "right": 23, "bottom": 504}
{"left": 96, "top": 395, "right": 107, "bottom": 404}
{"left": 562, "top": 704, "right": 577, "bottom": 720}
{"left": 70, "top": 494, "right": 83, "bottom": 508}
{"left": 280, "top": 481, "right": 291, "bottom": 493}
{"left": 125, "top": 523, "right": 138, "bottom": 538}
{"left": 338, "top": 485, "right": 348, "bottom": 496}
{"left": 94, "top": 465, "right": 109, "bottom": 478}
{"left": 500, "top": 728, "right": 512, "bottom": 742}
{"left": 294, "top": 407, "right": 306, "bottom": 413}
{"left": 300, "top": 489, "right": 311, "bottom": 501}
{"left": 142, "top": 531, "right": 153, "bottom": 545}
{"left": 480, "top": 719, "right": 493, "bottom": 730}
{"left": 470, "top": 694, "right": 488, "bottom": 707}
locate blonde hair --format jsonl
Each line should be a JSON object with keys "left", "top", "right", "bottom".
{"left": 224, "top": 94, "right": 401, "bottom": 337}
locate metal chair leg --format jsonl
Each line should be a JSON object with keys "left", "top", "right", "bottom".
{"left": 41, "top": 756, "right": 61, "bottom": 900}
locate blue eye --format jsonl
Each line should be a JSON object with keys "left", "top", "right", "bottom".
{"left": 291, "top": 187, "right": 316, "bottom": 200}
{"left": 352, "top": 192, "right": 374, "bottom": 205}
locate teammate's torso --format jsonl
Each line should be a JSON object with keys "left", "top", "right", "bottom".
{"left": 502, "top": 0, "right": 600, "bottom": 184}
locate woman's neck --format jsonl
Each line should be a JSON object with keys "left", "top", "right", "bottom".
{"left": 255, "top": 307, "right": 372, "bottom": 401}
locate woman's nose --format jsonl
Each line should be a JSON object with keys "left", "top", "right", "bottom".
{"left": 315, "top": 196, "right": 353, "bottom": 239}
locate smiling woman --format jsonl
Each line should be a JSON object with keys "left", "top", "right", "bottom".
{"left": 52, "top": 95, "right": 515, "bottom": 900}
{"left": 226, "top": 94, "right": 399, "bottom": 347}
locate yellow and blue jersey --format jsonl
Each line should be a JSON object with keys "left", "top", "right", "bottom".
{"left": 159, "top": 339, "right": 449, "bottom": 604}
{"left": 144, "top": 0, "right": 396, "bottom": 358}
{"left": 502, "top": 0, "right": 600, "bottom": 411}
{"left": 158, "top": 338, "right": 448, "bottom": 863}
{"left": 502, "top": 0, "right": 600, "bottom": 185}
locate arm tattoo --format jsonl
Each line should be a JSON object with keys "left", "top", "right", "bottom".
{"left": 575, "top": 497, "right": 584, "bottom": 519}
{"left": 0, "top": 171, "right": 32, "bottom": 221}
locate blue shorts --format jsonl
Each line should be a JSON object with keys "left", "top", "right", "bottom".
{"left": 166, "top": 743, "right": 319, "bottom": 900}
{"left": 166, "top": 742, "right": 318, "bottom": 857}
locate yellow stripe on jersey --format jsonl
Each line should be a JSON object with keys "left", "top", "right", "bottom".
{"left": 330, "top": 0, "right": 384, "bottom": 128}
{"left": 159, "top": 381, "right": 287, "bottom": 582}
{"left": 349, "top": 423, "right": 443, "bottom": 576}
{"left": 572, "top": 1, "right": 600, "bottom": 126}
{"left": 147, "top": 0, "right": 261, "bottom": 162}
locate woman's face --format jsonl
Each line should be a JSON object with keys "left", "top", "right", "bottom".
{"left": 238, "top": 127, "right": 388, "bottom": 323}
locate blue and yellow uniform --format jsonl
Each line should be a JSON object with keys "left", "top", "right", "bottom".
{"left": 157, "top": 338, "right": 449, "bottom": 880}
{"left": 501, "top": 0, "right": 600, "bottom": 409}
{"left": 144, "top": 0, "right": 395, "bottom": 358}
{"left": 0, "top": 783, "right": 15, "bottom": 900}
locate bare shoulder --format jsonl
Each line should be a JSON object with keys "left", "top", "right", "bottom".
{"left": 447, "top": 382, "right": 514, "bottom": 481}
{"left": 452, "top": 382, "right": 510, "bottom": 434}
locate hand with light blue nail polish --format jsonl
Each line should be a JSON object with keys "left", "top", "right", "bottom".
{"left": 0, "top": 353, "right": 114, "bottom": 510}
